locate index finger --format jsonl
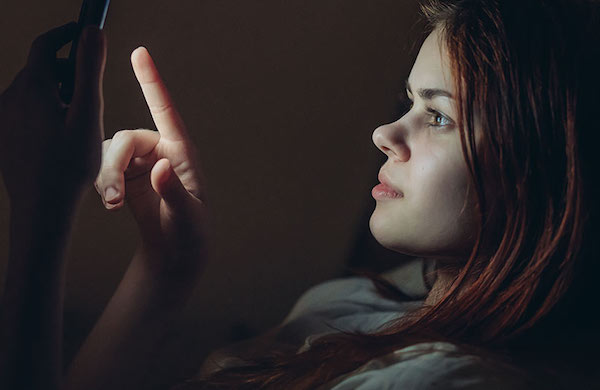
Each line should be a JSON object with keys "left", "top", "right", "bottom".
{"left": 131, "top": 46, "right": 188, "bottom": 141}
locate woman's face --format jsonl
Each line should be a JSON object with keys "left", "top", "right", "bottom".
{"left": 369, "top": 28, "right": 479, "bottom": 260}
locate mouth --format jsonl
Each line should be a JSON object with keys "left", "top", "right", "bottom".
{"left": 377, "top": 171, "right": 404, "bottom": 196}
{"left": 373, "top": 170, "right": 404, "bottom": 200}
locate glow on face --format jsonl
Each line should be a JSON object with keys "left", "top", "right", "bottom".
{"left": 369, "top": 28, "right": 478, "bottom": 260}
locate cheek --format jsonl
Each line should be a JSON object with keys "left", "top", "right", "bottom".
{"left": 412, "top": 150, "right": 477, "bottom": 251}
{"left": 411, "top": 147, "right": 470, "bottom": 225}
{"left": 369, "top": 143, "right": 478, "bottom": 257}
{"left": 411, "top": 138, "right": 468, "bottom": 196}
{"left": 417, "top": 156, "right": 471, "bottom": 214}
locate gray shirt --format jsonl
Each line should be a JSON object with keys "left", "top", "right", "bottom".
{"left": 201, "top": 258, "right": 536, "bottom": 389}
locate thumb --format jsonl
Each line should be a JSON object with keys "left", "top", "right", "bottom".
{"left": 67, "top": 25, "right": 107, "bottom": 135}
{"left": 151, "top": 158, "right": 194, "bottom": 211}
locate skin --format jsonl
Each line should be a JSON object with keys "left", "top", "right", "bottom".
{"left": 0, "top": 22, "right": 211, "bottom": 389}
{"left": 67, "top": 48, "right": 212, "bottom": 389}
{"left": 0, "top": 21, "right": 482, "bottom": 389}
{"left": 0, "top": 23, "right": 106, "bottom": 390}
{"left": 370, "top": 28, "right": 480, "bottom": 300}
{"left": 199, "top": 28, "right": 486, "bottom": 375}
{"left": 93, "top": 46, "right": 210, "bottom": 275}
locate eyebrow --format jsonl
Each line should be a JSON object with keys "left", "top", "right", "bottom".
{"left": 406, "top": 80, "right": 454, "bottom": 100}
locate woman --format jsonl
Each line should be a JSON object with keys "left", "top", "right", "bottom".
{"left": 188, "top": 1, "right": 600, "bottom": 388}
{"left": 0, "top": 0, "right": 598, "bottom": 389}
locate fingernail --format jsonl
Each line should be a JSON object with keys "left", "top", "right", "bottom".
{"left": 105, "top": 187, "right": 120, "bottom": 204}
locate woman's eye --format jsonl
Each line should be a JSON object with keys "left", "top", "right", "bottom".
{"left": 426, "top": 109, "right": 453, "bottom": 128}
{"left": 395, "top": 96, "right": 454, "bottom": 130}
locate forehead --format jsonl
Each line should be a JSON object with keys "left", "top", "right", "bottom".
{"left": 407, "top": 28, "right": 454, "bottom": 94}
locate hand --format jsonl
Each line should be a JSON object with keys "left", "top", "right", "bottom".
{"left": 0, "top": 23, "right": 107, "bottom": 210}
{"left": 94, "top": 47, "right": 209, "bottom": 275}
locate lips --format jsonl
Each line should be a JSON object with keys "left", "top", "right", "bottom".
{"left": 378, "top": 171, "right": 403, "bottom": 196}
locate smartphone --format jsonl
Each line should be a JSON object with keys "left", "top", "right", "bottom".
{"left": 59, "top": 0, "right": 111, "bottom": 103}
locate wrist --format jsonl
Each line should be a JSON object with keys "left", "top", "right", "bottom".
{"left": 9, "top": 193, "right": 82, "bottom": 268}
{"left": 10, "top": 189, "right": 83, "bottom": 219}
{"left": 133, "top": 242, "right": 206, "bottom": 285}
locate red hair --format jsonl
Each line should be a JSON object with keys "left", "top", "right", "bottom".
{"left": 176, "top": 0, "right": 600, "bottom": 388}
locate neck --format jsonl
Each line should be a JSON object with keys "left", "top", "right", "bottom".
{"left": 424, "top": 262, "right": 458, "bottom": 306}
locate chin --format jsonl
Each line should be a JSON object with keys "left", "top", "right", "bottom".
{"left": 369, "top": 213, "right": 414, "bottom": 255}
{"left": 368, "top": 213, "right": 451, "bottom": 258}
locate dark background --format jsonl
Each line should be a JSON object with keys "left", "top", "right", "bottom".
{"left": 0, "top": 0, "right": 423, "bottom": 383}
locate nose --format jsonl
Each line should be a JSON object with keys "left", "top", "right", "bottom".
{"left": 372, "top": 120, "right": 411, "bottom": 162}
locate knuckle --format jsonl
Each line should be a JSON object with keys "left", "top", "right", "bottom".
{"left": 30, "top": 35, "right": 45, "bottom": 51}
{"left": 149, "top": 102, "right": 173, "bottom": 115}
{"left": 28, "top": 37, "right": 50, "bottom": 61}
{"left": 100, "top": 163, "right": 121, "bottom": 178}
{"left": 102, "top": 139, "right": 112, "bottom": 151}
{"left": 134, "top": 128, "right": 155, "bottom": 135}
{"left": 111, "top": 129, "right": 133, "bottom": 143}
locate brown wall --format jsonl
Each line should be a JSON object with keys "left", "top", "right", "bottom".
{"left": 0, "top": 0, "right": 422, "bottom": 383}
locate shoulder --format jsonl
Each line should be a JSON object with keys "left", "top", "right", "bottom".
{"left": 199, "top": 258, "right": 434, "bottom": 378}
{"left": 322, "top": 342, "right": 538, "bottom": 390}
{"left": 283, "top": 257, "right": 432, "bottom": 324}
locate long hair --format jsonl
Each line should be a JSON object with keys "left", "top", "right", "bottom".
{"left": 177, "top": 0, "right": 600, "bottom": 388}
